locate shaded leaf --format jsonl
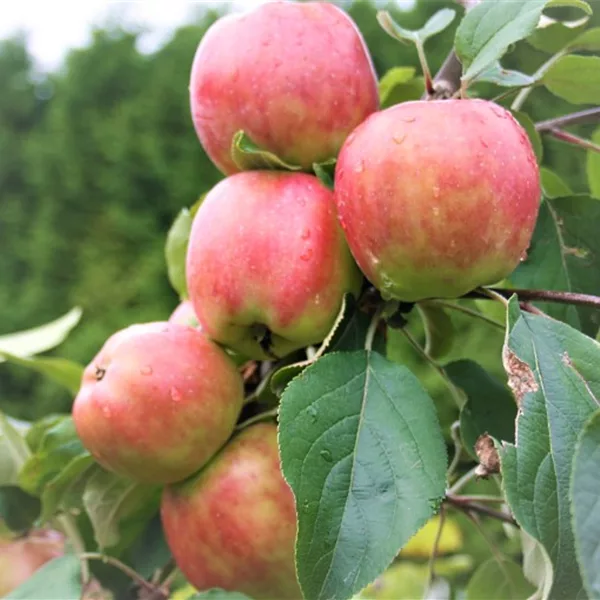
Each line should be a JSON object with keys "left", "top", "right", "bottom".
{"left": 0, "top": 307, "right": 81, "bottom": 361}
{"left": 540, "top": 167, "right": 572, "bottom": 198}
{"left": 0, "top": 351, "right": 83, "bottom": 395}
{"left": 5, "top": 554, "right": 81, "bottom": 600}
{"left": 569, "top": 27, "right": 600, "bottom": 51}
{"left": 571, "top": 410, "right": 600, "bottom": 598}
{"left": 82, "top": 468, "right": 160, "bottom": 549}
{"left": 378, "top": 67, "right": 416, "bottom": 105}
{"left": 466, "top": 557, "right": 536, "bottom": 599}
{"left": 446, "top": 360, "right": 516, "bottom": 460}
{"left": 0, "top": 412, "right": 31, "bottom": 486}
{"left": 455, "top": 0, "right": 549, "bottom": 82}
{"left": 0, "top": 486, "right": 40, "bottom": 532}
{"left": 521, "top": 529, "right": 554, "bottom": 600}
{"left": 543, "top": 55, "right": 600, "bottom": 104}
{"left": 279, "top": 351, "right": 447, "bottom": 600}
{"left": 588, "top": 126, "right": 600, "bottom": 198}
{"left": 418, "top": 303, "right": 455, "bottom": 360}
{"left": 513, "top": 111, "right": 543, "bottom": 163}
{"left": 500, "top": 297, "right": 597, "bottom": 598}
{"left": 527, "top": 19, "right": 588, "bottom": 54}
{"left": 18, "top": 417, "right": 87, "bottom": 496}
{"left": 548, "top": 0, "right": 592, "bottom": 14}
{"left": 312, "top": 158, "right": 336, "bottom": 190}
{"left": 511, "top": 195, "right": 600, "bottom": 336}
{"left": 230, "top": 130, "right": 302, "bottom": 172}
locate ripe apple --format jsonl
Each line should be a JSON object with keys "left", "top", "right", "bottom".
{"left": 186, "top": 171, "right": 362, "bottom": 360}
{"left": 169, "top": 300, "right": 200, "bottom": 329}
{"left": 189, "top": 1, "right": 379, "bottom": 174}
{"left": 334, "top": 99, "right": 541, "bottom": 302}
{"left": 72, "top": 322, "right": 244, "bottom": 484}
{"left": 0, "top": 529, "right": 64, "bottom": 596}
{"left": 161, "top": 422, "right": 301, "bottom": 600}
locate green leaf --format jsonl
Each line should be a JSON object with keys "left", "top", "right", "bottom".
{"left": 543, "top": 55, "right": 600, "bottom": 104}
{"left": 0, "top": 412, "right": 31, "bottom": 485}
{"left": 230, "top": 130, "right": 302, "bottom": 172}
{"left": 279, "top": 351, "right": 447, "bottom": 600}
{"left": 571, "top": 410, "right": 600, "bottom": 598}
{"left": 377, "top": 9, "right": 456, "bottom": 45}
{"left": 0, "top": 486, "right": 40, "bottom": 532}
{"left": 25, "top": 414, "right": 65, "bottom": 453}
{"left": 0, "top": 351, "right": 83, "bottom": 394}
{"left": 569, "top": 27, "right": 600, "bottom": 51}
{"left": 548, "top": 0, "right": 592, "bottom": 14}
{"left": 588, "top": 126, "right": 600, "bottom": 197}
{"left": 455, "top": 0, "right": 549, "bottom": 82}
{"left": 521, "top": 529, "right": 554, "bottom": 600}
{"left": 417, "top": 303, "right": 455, "bottom": 360}
{"left": 511, "top": 195, "right": 600, "bottom": 336}
{"left": 527, "top": 19, "right": 588, "bottom": 54}
{"left": 165, "top": 197, "right": 203, "bottom": 299}
{"left": 446, "top": 360, "right": 516, "bottom": 460}
{"left": 0, "top": 307, "right": 81, "bottom": 361}
{"left": 39, "top": 453, "right": 95, "bottom": 522}
{"left": 512, "top": 111, "right": 543, "bottom": 163}
{"left": 378, "top": 67, "right": 416, "bottom": 104}
{"left": 500, "top": 297, "right": 598, "bottom": 598}
{"left": 5, "top": 554, "right": 82, "bottom": 600}
{"left": 18, "top": 417, "right": 87, "bottom": 496}
{"left": 312, "top": 158, "right": 336, "bottom": 190}
{"left": 540, "top": 167, "right": 572, "bottom": 198}
{"left": 82, "top": 468, "right": 160, "bottom": 549}
{"left": 474, "top": 62, "right": 540, "bottom": 88}
{"left": 466, "top": 557, "right": 536, "bottom": 600}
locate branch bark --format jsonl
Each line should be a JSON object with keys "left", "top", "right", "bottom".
{"left": 535, "top": 107, "right": 600, "bottom": 132}
{"left": 542, "top": 128, "right": 600, "bottom": 154}
{"left": 445, "top": 494, "right": 518, "bottom": 526}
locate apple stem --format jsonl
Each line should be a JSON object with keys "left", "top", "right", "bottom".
{"left": 536, "top": 107, "right": 600, "bottom": 132}
{"left": 365, "top": 304, "right": 385, "bottom": 351}
{"left": 539, "top": 128, "right": 600, "bottom": 155}
{"left": 424, "top": 505, "right": 447, "bottom": 592}
{"left": 446, "top": 421, "right": 464, "bottom": 481}
{"left": 467, "top": 287, "right": 600, "bottom": 309}
{"left": 416, "top": 41, "right": 435, "bottom": 96}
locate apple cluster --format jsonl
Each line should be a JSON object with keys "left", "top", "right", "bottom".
{"left": 72, "top": 1, "right": 540, "bottom": 598}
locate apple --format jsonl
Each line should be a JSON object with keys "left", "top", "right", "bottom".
{"left": 72, "top": 322, "right": 244, "bottom": 484}
{"left": 334, "top": 99, "right": 541, "bottom": 302}
{"left": 189, "top": 1, "right": 379, "bottom": 174}
{"left": 161, "top": 422, "right": 301, "bottom": 600}
{"left": 0, "top": 529, "right": 64, "bottom": 596}
{"left": 186, "top": 171, "right": 362, "bottom": 360}
{"left": 169, "top": 300, "right": 200, "bottom": 329}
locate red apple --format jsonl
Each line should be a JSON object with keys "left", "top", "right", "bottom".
{"left": 186, "top": 171, "right": 362, "bottom": 360}
{"left": 189, "top": 1, "right": 379, "bottom": 174}
{"left": 0, "top": 529, "right": 64, "bottom": 596}
{"left": 72, "top": 322, "right": 244, "bottom": 484}
{"left": 161, "top": 422, "right": 301, "bottom": 600}
{"left": 334, "top": 99, "right": 541, "bottom": 302}
{"left": 169, "top": 300, "right": 201, "bottom": 329}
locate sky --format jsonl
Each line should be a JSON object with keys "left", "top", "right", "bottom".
{"left": 0, "top": 1, "right": 415, "bottom": 72}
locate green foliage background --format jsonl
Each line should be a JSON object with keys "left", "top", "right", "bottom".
{"left": 0, "top": 0, "right": 597, "bottom": 421}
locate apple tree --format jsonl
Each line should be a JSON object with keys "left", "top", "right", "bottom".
{"left": 1, "top": 0, "right": 600, "bottom": 599}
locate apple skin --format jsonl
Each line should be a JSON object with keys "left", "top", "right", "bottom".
{"left": 169, "top": 300, "right": 201, "bottom": 329}
{"left": 189, "top": 1, "right": 379, "bottom": 174}
{"left": 0, "top": 529, "right": 64, "bottom": 596}
{"left": 72, "top": 322, "right": 244, "bottom": 484}
{"left": 161, "top": 422, "right": 301, "bottom": 600}
{"left": 334, "top": 99, "right": 541, "bottom": 302}
{"left": 186, "top": 171, "right": 363, "bottom": 360}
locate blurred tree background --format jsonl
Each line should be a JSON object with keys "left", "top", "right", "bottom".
{"left": 0, "top": 0, "right": 597, "bottom": 421}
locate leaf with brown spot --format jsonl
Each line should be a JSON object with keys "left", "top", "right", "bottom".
{"left": 500, "top": 297, "right": 600, "bottom": 598}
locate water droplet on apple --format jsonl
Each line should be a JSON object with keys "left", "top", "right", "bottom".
{"left": 170, "top": 387, "right": 182, "bottom": 403}
{"left": 401, "top": 116, "right": 416, "bottom": 123}
{"left": 301, "top": 229, "right": 311, "bottom": 240}
{"left": 320, "top": 449, "right": 333, "bottom": 463}
{"left": 354, "top": 161, "right": 365, "bottom": 173}
{"left": 392, "top": 134, "right": 405, "bottom": 145}
{"left": 102, "top": 406, "right": 112, "bottom": 418}
{"left": 520, "top": 249, "right": 528, "bottom": 262}
{"left": 480, "top": 139, "right": 489, "bottom": 148}
{"left": 140, "top": 366, "right": 153, "bottom": 376}
{"left": 432, "top": 185, "right": 440, "bottom": 199}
